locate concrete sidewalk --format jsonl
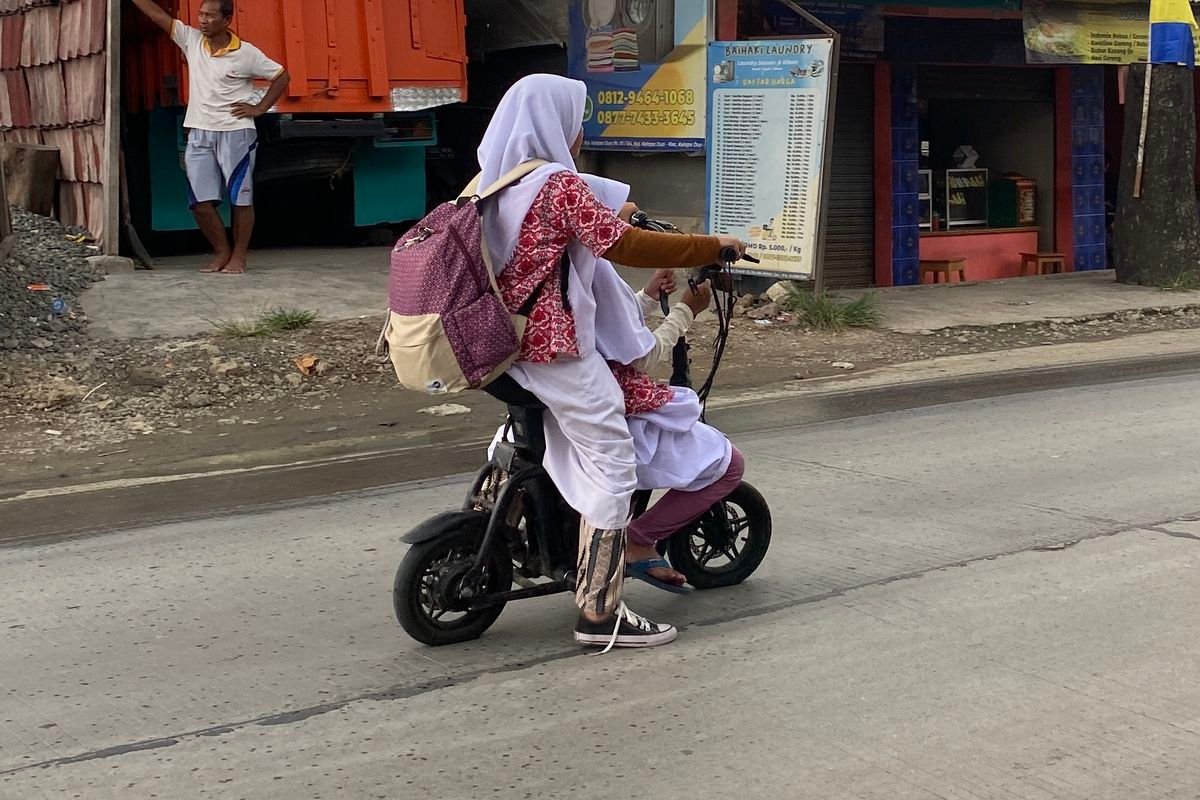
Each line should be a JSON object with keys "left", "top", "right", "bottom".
{"left": 84, "top": 248, "right": 391, "bottom": 339}
{"left": 853, "top": 269, "right": 1200, "bottom": 334}
{"left": 84, "top": 247, "right": 1200, "bottom": 340}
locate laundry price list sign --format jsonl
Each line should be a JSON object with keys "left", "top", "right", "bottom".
{"left": 706, "top": 39, "right": 835, "bottom": 279}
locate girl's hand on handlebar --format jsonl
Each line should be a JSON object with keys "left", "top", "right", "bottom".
{"left": 619, "top": 202, "right": 640, "bottom": 223}
{"left": 644, "top": 269, "right": 677, "bottom": 301}
{"left": 716, "top": 235, "right": 748, "bottom": 261}
{"left": 682, "top": 280, "right": 712, "bottom": 316}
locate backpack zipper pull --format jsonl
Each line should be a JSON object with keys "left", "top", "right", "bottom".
{"left": 399, "top": 226, "right": 435, "bottom": 249}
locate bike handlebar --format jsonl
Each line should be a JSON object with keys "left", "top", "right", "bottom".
{"left": 631, "top": 211, "right": 757, "bottom": 315}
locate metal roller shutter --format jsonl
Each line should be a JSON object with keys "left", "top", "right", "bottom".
{"left": 821, "top": 63, "right": 875, "bottom": 288}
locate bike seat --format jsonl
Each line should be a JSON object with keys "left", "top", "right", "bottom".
{"left": 484, "top": 375, "right": 546, "bottom": 465}
{"left": 483, "top": 374, "right": 545, "bottom": 410}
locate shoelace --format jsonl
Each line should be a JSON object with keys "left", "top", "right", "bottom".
{"left": 598, "top": 602, "right": 655, "bottom": 655}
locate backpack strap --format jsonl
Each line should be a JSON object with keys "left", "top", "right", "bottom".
{"left": 462, "top": 159, "right": 551, "bottom": 302}
{"left": 478, "top": 232, "right": 504, "bottom": 299}
{"left": 459, "top": 159, "right": 549, "bottom": 203}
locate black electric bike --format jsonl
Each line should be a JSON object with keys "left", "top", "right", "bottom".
{"left": 393, "top": 222, "right": 772, "bottom": 646}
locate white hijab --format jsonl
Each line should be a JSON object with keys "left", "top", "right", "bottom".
{"left": 579, "top": 174, "right": 657, "bottom": 366}
{"left": 476, "top": 74, "right": 587, "bottom": 272}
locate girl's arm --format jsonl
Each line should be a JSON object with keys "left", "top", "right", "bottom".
{"left": 553, "top": 173, "right": 745, "bottom": 269}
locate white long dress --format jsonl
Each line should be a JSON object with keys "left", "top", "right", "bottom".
{"left": 493, "top": 174, "right": 731, "bottom": 502}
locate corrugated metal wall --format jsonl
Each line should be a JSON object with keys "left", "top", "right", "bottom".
{"left": 0, "top": 0, "right": 108, "bottom": 241}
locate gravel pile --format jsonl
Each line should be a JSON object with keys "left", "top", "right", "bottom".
{"left": 0, "top": 207, "right": 101, "bottom": 352}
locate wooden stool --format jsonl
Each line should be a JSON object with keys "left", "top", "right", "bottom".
{"left": 1019, "top": 252, "right": 1066, "bottom": 276}
{"left": 919, "top": 258, "right": 967, "bottom": 284}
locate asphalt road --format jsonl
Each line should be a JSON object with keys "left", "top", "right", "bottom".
{"left": 4, "top": 366, "right": 1200, "bottom": 798}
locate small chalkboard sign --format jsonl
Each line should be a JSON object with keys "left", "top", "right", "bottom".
{"left": 945, "top": 168, "right": 988, "bottom": 228}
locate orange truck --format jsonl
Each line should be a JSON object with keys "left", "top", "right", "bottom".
{"left": 123, "top": 0, "right": 467, "bottom": 233}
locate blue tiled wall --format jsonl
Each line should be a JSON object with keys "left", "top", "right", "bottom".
{"left": 891, "top": 66, "right": 920, "bottom": 286}
{"left": 1071, "top": 67, "right": 1107, "bottom": 271}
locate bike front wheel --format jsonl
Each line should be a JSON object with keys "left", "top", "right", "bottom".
{"left": 393, "top": 516, "right": 513, "bottom": 646}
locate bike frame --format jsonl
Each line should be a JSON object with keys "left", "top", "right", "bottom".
{"left": 452, "top": 405, "right": 667, "bottom": 612}
{"left": 450, "top": 403, "right": 578, "bottom": 610}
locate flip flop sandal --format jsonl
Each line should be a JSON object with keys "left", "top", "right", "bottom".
{"left": 626, "top": 557, "right": 692, "bottom": 595}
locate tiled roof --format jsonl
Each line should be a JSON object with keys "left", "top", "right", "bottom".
{"left": 58, "top": 0, "right": 106, "bottom": 61}
{"left": 0, "top": 14, "right": 24, "bottom": 70}
{"left": 18, "top": 3, "right": 58, "bottom": 67}
{"left": 41, "top": 124, "right": 104, "bottom": 183}
{"left": 25, "top": 62, "right": 68, "bottom": 128}
{"left": 0, "top": 0, "right": 109, "bottom": 241}
{"left": 0, "top": 0, "right": 50, "bottom": 15}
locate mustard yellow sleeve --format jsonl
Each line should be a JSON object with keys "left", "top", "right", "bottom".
{"left": 604, "top": 227, "right": 723, "bottom": 269}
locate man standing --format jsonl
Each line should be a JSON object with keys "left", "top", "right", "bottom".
{"left": 129, "top": 0, "right": 290, "bottom": 273}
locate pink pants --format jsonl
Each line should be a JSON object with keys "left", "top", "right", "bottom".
{"left": 627, "top": 447, "right": 745, "bottom": 547}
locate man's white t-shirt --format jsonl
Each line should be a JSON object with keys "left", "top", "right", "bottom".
{"left": 171, "top": 21, "right": 283, "bottom": 132}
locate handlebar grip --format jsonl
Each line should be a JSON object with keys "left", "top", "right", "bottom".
{"left": 719, "top": 246, "right": 760, "bottom": 264}
{"left": 659, "top": 293, "right": 671, "bottom": 316}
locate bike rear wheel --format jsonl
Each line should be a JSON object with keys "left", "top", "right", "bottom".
{"left": 666, "top": 482, "right": 772, "bottom": 590}
{"left": 393, "top": 516, "right": 514, "bottom": 646}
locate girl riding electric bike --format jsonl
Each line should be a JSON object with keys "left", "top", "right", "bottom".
{"left": 392, "top": 211, "right": 772, "bottom": 647}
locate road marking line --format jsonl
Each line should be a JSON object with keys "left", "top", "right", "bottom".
{"left": 0, "top": 438, "right": 491, "bottom": 504}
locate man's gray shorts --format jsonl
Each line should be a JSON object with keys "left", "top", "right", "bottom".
{"left": 184, "top": 128, "right": 258, "bottom": 208}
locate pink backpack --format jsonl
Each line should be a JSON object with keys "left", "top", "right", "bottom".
{"left": 380, "top": 160, "right": 546, "bottom": 395}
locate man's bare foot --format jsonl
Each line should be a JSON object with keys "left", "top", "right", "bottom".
{"left": 200, "top": 253, "right": 231, "bottom": 273}
{"left": 222, "top": 257, "right": 247, "bottom": 274}
{"left": 626, "top": 542, "right": 685, "bottom": 585}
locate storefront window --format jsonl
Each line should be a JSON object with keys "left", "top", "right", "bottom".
{"left": 917, "top": 67, "right": 1055, "bottom": 246}
{"left": 912, "top": 65, "right": 1060, "bottom": 281}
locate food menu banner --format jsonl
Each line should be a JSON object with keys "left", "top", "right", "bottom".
{"left": 706, "top": 39, "right": 835, "bottom": 280}
{"left": 567, "top": 0, "right": 708, "bottom": 151}
{"left": 1024, "top": 0, "right": 1200, "bottom": 64}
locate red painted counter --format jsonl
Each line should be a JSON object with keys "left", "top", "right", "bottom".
{"left": 919, "top": 227, "right": 1042, "bottom": 283}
